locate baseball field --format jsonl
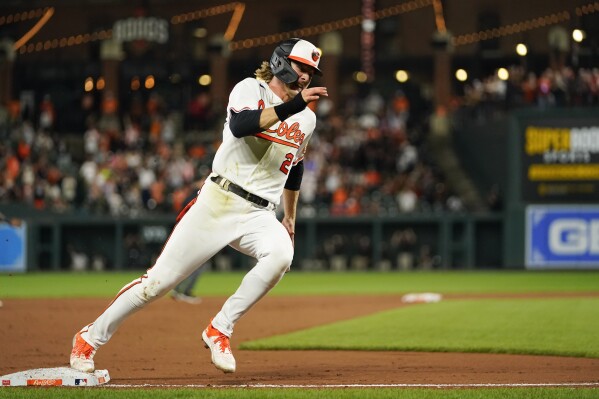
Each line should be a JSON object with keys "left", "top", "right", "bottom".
{"left": 1, "top": 270, "right": 598, "bottom": 399}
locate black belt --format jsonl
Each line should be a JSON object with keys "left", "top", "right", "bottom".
{"left": 210, "top": 176, "right": 271, "bottom": 208}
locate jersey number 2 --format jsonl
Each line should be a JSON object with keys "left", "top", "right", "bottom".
{"left": 279, "top": 153, "right": 294, "bottom": 174}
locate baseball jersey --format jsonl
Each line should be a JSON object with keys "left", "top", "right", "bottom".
{"left": 212, "top": 77, "right": 316, "bottom": 205}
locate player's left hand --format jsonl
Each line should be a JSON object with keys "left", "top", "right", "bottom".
{"left": 281, "top": 217, "right": 295, "bottom": 247}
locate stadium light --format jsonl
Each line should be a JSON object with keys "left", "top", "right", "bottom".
{"left": 455, "top": 69, "right": 468, "bottom": 82}
{"left": 84, "top": 77, "right": 94, "bottom": 92}
{"left": 198, "top": 74, "right": 212, "bottom": 86}
{"left": 96, "top": 77, "right": 105, "bottom": 91}
{"left": 193, "top": 28, "right": 207, "bottom": 39}
{"left": 572, "top": 29, "right": 585, "bottom": 42}
{"left": 497, "top": 68, "right": 509, "bottom": 80}
{"left": 353, "top": 71, "right": 368, "bottom": 83}
{"left": 131, "top": 77, "right": 141, "bottom": 91}
{"left": 145, "top": 75, "right": 155, "bottom": 89}
{"left": 395, "top": 70, "right": 409, "bottom": 83}
{"left": 516, "top": 43, "right": 528, "bottom": 56}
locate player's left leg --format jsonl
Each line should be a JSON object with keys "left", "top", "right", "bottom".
{"left": 211, "top": 207, "right": 294, "bottom": 337}
{"left": 202, "top": 206, "right": 293, "bottom": 373}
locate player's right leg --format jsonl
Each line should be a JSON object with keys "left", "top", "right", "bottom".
{"left": 70, "top": 185, "right": 236, "bottom": 372}
{"left": 69, "top": 262, "right": 190, "bottom": 372}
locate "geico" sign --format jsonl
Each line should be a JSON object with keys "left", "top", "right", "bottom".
{"left": 549, "top": 219, "right": 599, "bottom": 255}
{"left": 526, "top": 206, "right": 599, "bottom": 268}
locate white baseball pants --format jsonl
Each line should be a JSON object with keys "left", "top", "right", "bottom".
{"left": 81, "top": 178, "right": 294, "bottom": 349}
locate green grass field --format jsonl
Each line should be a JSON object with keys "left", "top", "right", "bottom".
{"left": 242, "top": 298, "right": 599, "bottom": 357}
{"left": 1, "top": 270, "right": 598, "bottom": 399}
{"left": 1, "top": 270, "right": 598, "bottom": 297}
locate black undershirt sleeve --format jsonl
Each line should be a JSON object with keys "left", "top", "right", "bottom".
{"left": 229, "top": 109, "right": 263, "bottom": 138}
{"left": 284, "top": 160, "right": 304, "bottom": 191}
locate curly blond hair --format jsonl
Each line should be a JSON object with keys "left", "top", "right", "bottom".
{"left": 254, "top": 61, "right": 274, "bottom": 83}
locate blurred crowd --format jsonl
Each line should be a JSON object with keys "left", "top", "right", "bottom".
{"left": 301, "top": 88, "right": 458, "bottom": 217}
{"left": 0, "top": 82, "right": 458, "bottom": 218}
{"left": 460, "top": 65, "right": 599, "bottom": 120}
{"left": 2, "top": 63, "right": 594, "bottom": 219}
{"left": 0, "top": 92, "right": 218, "bottom": 217}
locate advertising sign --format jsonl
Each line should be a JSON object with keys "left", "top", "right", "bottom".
{"left": 526, "top": 206, "right": 599, "bottom": 269}
{"left": 0, "top": 222, "right": 27, "bottom": 272}
{"left": 522, "top": 123, "right": 599, "bottom": 202}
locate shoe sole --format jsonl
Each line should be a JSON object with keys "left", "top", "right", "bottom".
{"left": 70, "top": 359, "right": 94, "bottom": 373}
{"left": 172, "top": 295, "right": 202, "bottom": 305}
{"left": 202, "top": 330, "right": 235, "bottom": 373}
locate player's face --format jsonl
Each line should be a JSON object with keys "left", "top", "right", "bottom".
{"left": 287, "top": 61, "right": 315, "bottom": 93}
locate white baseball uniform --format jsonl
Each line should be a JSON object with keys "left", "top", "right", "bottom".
{"left": 80, "top": 77, "right": 316, "bottom": 348}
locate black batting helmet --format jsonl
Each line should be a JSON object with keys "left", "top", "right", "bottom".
{"left": 270, "top": 38, "right": 323, "bottom": 84}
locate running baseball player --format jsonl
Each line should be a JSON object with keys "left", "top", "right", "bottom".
{"left": 70, "top": 38, "right": 327, "bottom": 374}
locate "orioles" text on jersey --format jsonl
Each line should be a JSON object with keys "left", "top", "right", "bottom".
{"left": 257, "top": 121, "right": 306, "bottom": 148}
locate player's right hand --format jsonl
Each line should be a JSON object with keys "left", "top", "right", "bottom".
{"left": 301, "top": 87, "right": 328, "bottom": 103}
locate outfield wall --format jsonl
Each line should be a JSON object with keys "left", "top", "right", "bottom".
{"left": 0, "top": 210, "right": 502, "bottom": 271}
{"left": 452, "top": 108, "right": 599, "bottom": 269}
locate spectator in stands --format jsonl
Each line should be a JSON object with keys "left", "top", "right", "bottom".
{"left": 38, "top": 94, "right": 56, "bottom": 132}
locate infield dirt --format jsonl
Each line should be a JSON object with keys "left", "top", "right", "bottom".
{"left": 1, "top": 294, "right": 598, "bottom": 386}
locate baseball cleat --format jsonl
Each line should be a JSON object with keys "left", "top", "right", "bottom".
{"left": 70, "top": 331, "right": 96, "bottom": 373}
{"left": 171, "top": 291, "right": 203, "bottom": 305}
{"left": 202, "top": 322, "right": 236, "bottom": 373}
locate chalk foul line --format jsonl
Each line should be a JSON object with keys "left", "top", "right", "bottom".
{"left": 105, "top": 382, "right": 599, "bottom": 389}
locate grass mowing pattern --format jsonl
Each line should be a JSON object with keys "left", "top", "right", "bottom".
{"left": 241, "top": 298, "right": 599, "bottom": 358}
{"left": 1, "top": 271, "right": 599, "bottom": 298}
{"left": 270, "top": 270, "right": 599, "bottom": 295}
{"left": 0, "top": 388, "right": 598, "bottom": 399}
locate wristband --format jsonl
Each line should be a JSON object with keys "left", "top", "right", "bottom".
{"left": 274, "top": 94, "right": 307, "bottom": 121}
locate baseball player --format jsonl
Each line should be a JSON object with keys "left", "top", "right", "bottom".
{"left": 170, "top": 265, "right": 205, "bottom": 304}
{"left": 70, "top": 38, "right": 327, "bottom": 374}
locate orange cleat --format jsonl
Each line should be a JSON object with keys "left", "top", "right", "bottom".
{"left": 202, "top": 322, "right": 236, "bottom": 373}
{"left": 70, "top": 331, "right": 96, "bottom": 373}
